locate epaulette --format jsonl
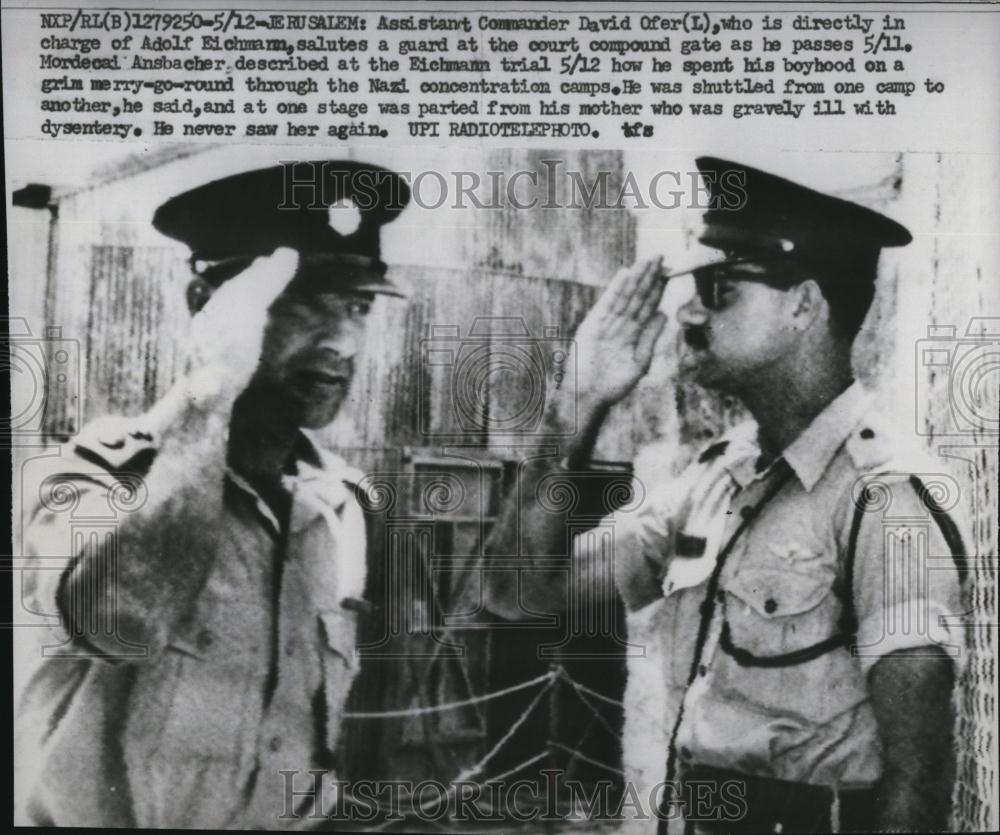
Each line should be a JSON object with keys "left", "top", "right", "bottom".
{"left": 845, "top": 415, "right": 969, "bottom": 580}
{"left": 73, "top": 416, "right": 159, "bottom": 476}
{"left": 844, "top": 417, "right": 897, "bottom": 472}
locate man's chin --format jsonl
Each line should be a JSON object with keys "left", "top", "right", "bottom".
{"left": 679, "top": 352, "right": 731, "bottom": 392}
{"left": 296, "top": 404, "right": 346, "bottom": 430}
{"left": 680, "top": 349, "right": 711, "bottom": 379}
{"left": 287, "top": 391, "right": 348, "bottom": 430}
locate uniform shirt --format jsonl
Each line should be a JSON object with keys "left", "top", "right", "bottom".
{"left": 15, "top": 418, "right": 368, "bottom": 829}
{"left": 604, "top": 383, "right": 965, "bottom": 830}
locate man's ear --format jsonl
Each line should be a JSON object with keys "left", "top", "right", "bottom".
{"left": 186, "top": 277, "right": 215, "bottom": 314}
{"left": 790, "top": 279, "right": 826, "bottom": 329}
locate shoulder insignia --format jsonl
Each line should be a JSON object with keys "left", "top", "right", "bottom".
{"left": 74, "top": 416, "right": 159, "bottom": 475}
{"left": 844, "top": 416, "right": 898, "bottom": 471}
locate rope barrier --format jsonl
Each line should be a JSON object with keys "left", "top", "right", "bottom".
{"left": 564, "top": 677, "right": 625, "bottom": 709}
{"left": 551, "top": 742, "right": 625, "bottom": 777}
{"left": 453, "top": 674, "right": 555, "bottom": 783}
{"left": 343, "top": 670, "right": 554, "bottom": 719}
{"left": 365, "top": 749, "right": 555, "bottom": 832}
{"left": 480, "top": 750, "right": 552, "bottom": 785}
{"left": 364, "top": 736, "right": 553, "bottom": 829}
{"left": 559, "top": 671, "right": 621, "bottom": 739}
{"left": 340, "top": 664, "right": 626, "bottom": 829}
{"left": 345, "top": 666, "right": 619, "bottom": 722}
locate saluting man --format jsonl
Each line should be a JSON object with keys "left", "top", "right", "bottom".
{"left": 484, "top": 158, "right": 965, "bottom": 833}
{"left": 16, "top": 161, "right": 409, "bottom": 828}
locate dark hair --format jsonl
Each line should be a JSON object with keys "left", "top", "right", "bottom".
{"left": 801, "top": 254, "right": 879, "bottom": 340}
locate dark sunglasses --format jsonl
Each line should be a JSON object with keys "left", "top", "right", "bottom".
{"left": 686, "top": 258, "right": 800, "bottom": 310}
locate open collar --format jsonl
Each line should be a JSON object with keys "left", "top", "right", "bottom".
{"left": 227, "top": 429, "right": 364, "bottom": 536}
{"left": 715, "top": 382, "right": 872, "bottom": 493}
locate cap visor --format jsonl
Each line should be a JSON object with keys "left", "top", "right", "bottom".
{"left": 288, "top": 254, "right": 407, "bottom": 298}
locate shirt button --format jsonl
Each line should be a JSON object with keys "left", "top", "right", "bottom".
{"left": 286, "top": 642, "right": 296, "bottom": 658}
{"left": 269, "top": 735, "right": 282, "bottom": 752}
{"left": 860, "top": 428, "right": 875, "bottom": 439}
{"left": 196, "top": 629, "right": 214, "bottom": 651}
{"left": 698, "top": 664, "right": 708, "bottom": 677}
{"left": 739, "top": 505, "right": 754, "bottom": 520}
{"left": 764, "top": 598, "right": 778, "bottom": 614}
{"left": 716, "top": 590, "right": 725, "bottom": 604}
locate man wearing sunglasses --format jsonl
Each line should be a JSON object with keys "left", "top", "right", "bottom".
{"left": 484, "top": 158, "right": 964, "bottom": 833}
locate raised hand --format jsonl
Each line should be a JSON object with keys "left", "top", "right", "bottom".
{"left": 572, "top": 257, "right": 669, "bottom": 411}
{"left": 144, "top": 248, "right": 299, "bottom": 438}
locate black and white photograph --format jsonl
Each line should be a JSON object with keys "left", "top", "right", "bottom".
{"left": 4, "top": 2, "right": 998, "bottom": 832}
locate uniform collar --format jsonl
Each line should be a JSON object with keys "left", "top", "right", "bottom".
{"left": 781, "top": 380, "right": 872, "bottom": 492}
{"left": 718, "top": 382, "right": 871, "bottom": 492}
{"left": 719, "top": 422, "right": 765, "bottom": 489}
{"left": 227, "top": 429, "right": 364, "bottom": 535}
{"left": 292, "top": 428, "right": 364, "bottom": 489}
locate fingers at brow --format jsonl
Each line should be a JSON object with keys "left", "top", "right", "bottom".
{"left": 607, "top": 261, "right": 649, "bottom": 318}
{"left": 621, "top": 257, "right": 664, "bottom": 320}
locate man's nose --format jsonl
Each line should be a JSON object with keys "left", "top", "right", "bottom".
{"left": 677, "top": 292, "right": 710, "bottom": 326}
{"left": 316, "top": 323, "right": 361, "bottom": 360}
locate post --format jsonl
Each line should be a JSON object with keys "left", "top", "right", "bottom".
{"left": 546, "top": 662, "right": 561, "bottom": 834}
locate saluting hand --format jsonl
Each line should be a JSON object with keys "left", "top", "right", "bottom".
{"left": 572, "top": 257, "right": 669, "bottom": 411}
{"left": 144, "top": 248, "right": 300, "bottom": 436}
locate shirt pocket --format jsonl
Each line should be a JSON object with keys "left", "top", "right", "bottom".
{"left": 157, "top": 637, "right": 255, "bottom": 760}
{"left": 124, "top": 633, "right": 254, "bottom": 772}
{"left": 723, "top": 565, "right": 837, "bottom": 658}
{"left": 318, "top": 609, "right": 359, "bottom": 755}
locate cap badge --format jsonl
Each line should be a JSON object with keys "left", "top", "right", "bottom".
{"left": 328, "top": 199, "right": 362, "bottom": 236}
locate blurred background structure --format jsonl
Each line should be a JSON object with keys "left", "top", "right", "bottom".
{"left": 7, "top": 146, "right": 997, "bottom": 830}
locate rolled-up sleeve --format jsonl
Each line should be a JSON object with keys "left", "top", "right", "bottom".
{"left": 851, "top": 475, "right": 967, "bottom": 677}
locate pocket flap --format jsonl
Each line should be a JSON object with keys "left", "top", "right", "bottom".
{"left": 726, "top": 567, "right": 832, "bottom": 618}
{"left": 165, "top": 636, "right": 206, "bottom": 660}
{"left": 318, "top": 610, "right": 356, "bottom": 670}
{"left": 317, "top": 610, "right": 359, "bottom": 756}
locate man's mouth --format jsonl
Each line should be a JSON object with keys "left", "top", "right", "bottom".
{"left": 683, "top": 327, "right": 709, "bottom": 351}
{"left": 293, "top": 368, "right": 351, "bottom": 388}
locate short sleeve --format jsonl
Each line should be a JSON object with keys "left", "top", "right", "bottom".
{"left": 21, "top": 465, "right": 128, "bottom": 657}
{"left": 573, "top": 477, "right": 684, "bottom": 613}
{"left": 850, "top": 473, "right": 967, "bottom": 677}
{"left": 19, "top": 419, "right": 159, "bottom": 658}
